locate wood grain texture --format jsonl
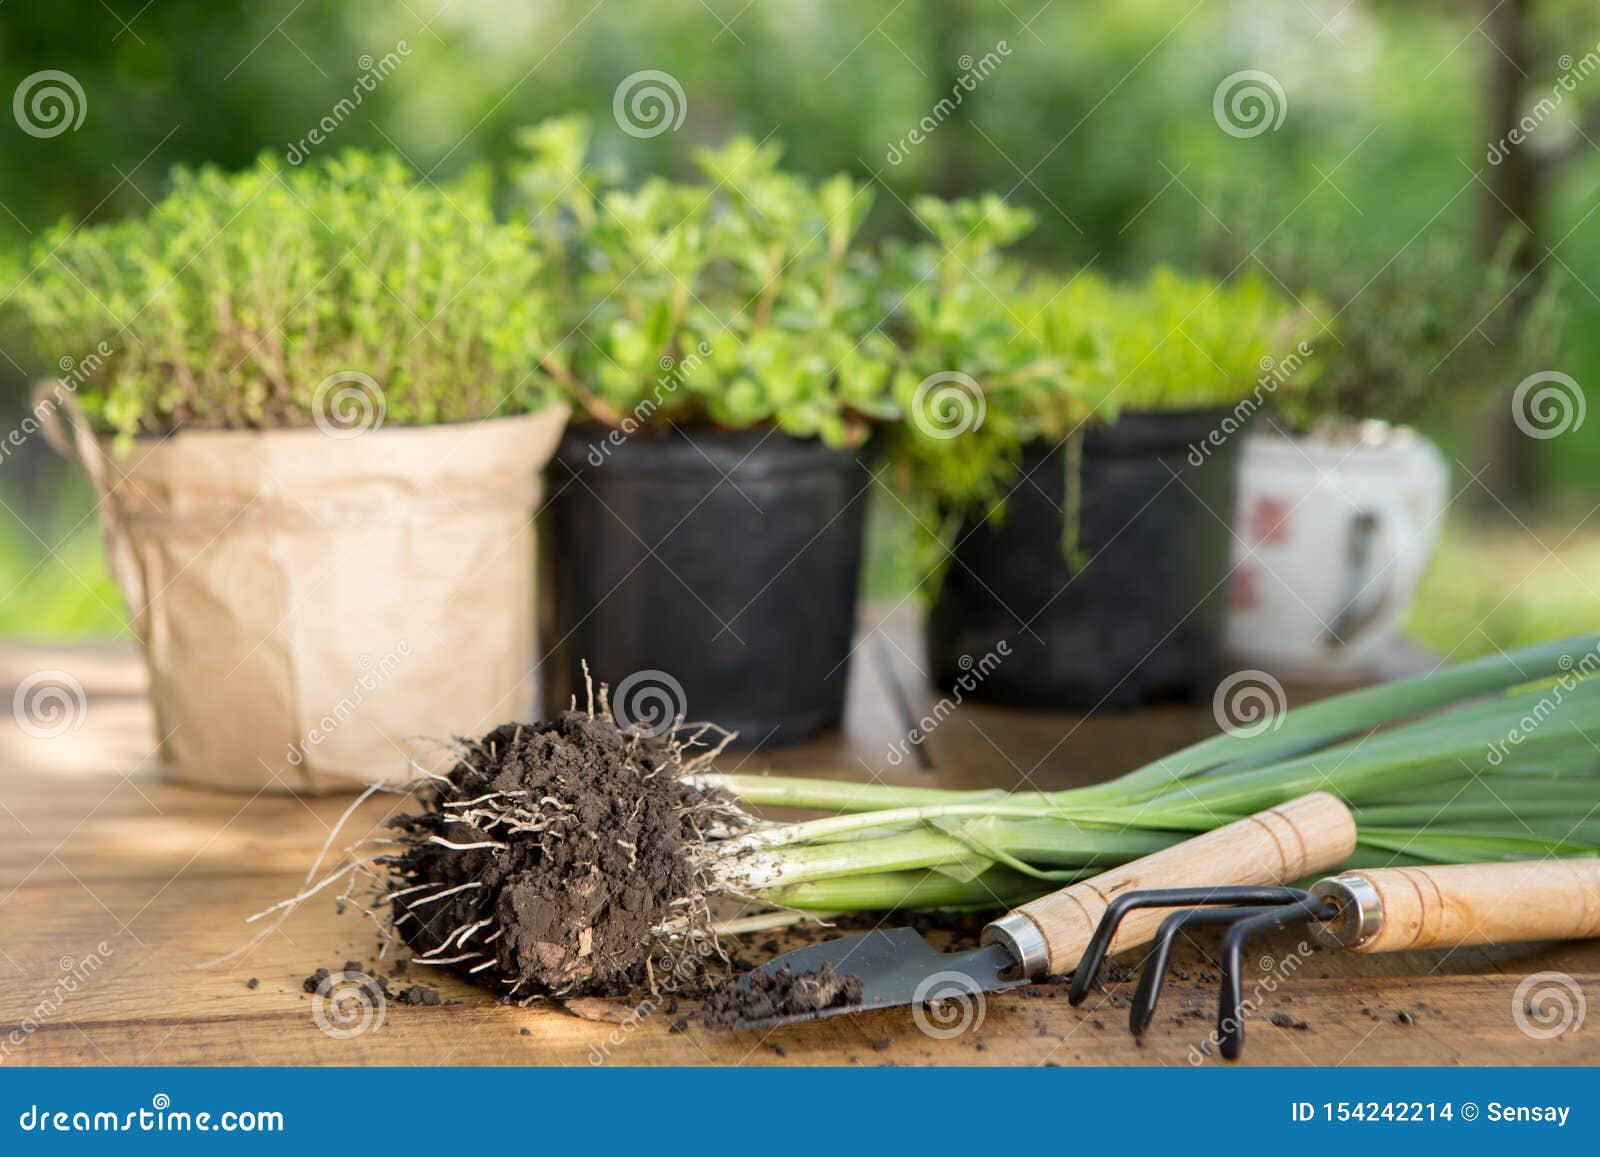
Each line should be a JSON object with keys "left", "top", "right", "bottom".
{"left": 1, "top": 626, "right": 1597, "bottom": 1067}
{"left": 1341, "top": 862, "right": 1600, "bottom": 953}
{"left": 1011, "top": 792, "right": 1358, "bottom": 974}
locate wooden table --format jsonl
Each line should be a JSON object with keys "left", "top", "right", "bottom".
{"left": 2, "top": 614, "right": 1595, "bottom": 1067}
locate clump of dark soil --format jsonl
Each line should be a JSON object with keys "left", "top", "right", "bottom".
{"left": 701, "top": 963, "right": 864, "bottom": 1030}
{"left": 302, "top": 967, "right": 335, "bottom": 994}
{"left": 385, "top": 711, "right": 733, "bottom": 999}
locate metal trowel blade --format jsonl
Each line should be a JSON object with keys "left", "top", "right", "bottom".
{"left": 718, "top": 927, "right": 1026, "bottom": 1031}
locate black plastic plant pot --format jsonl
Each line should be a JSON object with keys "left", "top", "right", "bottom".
{"left": 927, "top": 408, "right": 1245, "bottom": 710}
{"left": 540, "top": 426, "right": 875, "bottom": 746}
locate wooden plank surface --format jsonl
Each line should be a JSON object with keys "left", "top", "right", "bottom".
{"left": 1, "top": 619, "right": 1596, "bottom": 1067}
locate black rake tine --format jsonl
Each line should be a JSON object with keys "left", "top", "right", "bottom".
{"left": 1128, "top": 905, "right": 1290, "bottom": 1035}
{"left": 1217, "top": 897, "right": 1340, "bottom": 1060}
{"left": 1067, "top": 885, "right": 1307, "bottom": 1005}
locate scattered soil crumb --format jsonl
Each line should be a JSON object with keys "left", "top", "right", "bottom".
{"left": 519, "top": 1027, "right": 531, "bottom": 1036}
{"left": 701, "top": 963, "right": 863, "bottom": 1030}
{"left": 394, "top": 984, "right": 441, "bottom": 1006}
{"left": 871, "top": 1037, "right": 893, "bottom": 1052}
{"left": 246, "top": 977, "right": 259, "bottom": 990}
{"left": 1396, "top": 1010, "right": 1415, "bottom": 1025}
{"left": 770, "top": 1042, "right": 788, "bottom": 1057}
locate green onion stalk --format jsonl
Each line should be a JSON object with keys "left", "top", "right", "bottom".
{"left": 696, "top": 634, "right": 1600, "bottom": 916}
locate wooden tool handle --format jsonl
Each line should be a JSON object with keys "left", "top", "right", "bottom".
{"left": 1321, "top": 861, "right": 1600, "bottom": 954}
{"left": 993, "top": 792, "right": 1356, "bottom": 976}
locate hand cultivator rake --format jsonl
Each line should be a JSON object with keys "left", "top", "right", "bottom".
{"left": 1070, "top": 859, "right": 1600, "bottom": 1058}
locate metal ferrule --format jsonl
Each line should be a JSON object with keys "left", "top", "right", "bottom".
{"left": 1308, "top": 873, "right": 1385, "bottom": 949}
{"left": 981, "top": 912, "right": 1050, "bottom": 979}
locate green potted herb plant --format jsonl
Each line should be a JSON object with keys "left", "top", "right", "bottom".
{"left": 1223, "top": 236, "right": 1561, "bottom": 677}
{"left": 5, "top": 151, "right": 569, "bottom": 792}
{"left": 517, "top": 122, "right": 898, "bottom": 744}
{"left": 891, "top": 199, "right": 1316, "bottom": 708}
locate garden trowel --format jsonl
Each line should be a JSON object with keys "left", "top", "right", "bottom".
{"left": 715, "top": 791, "right": 1355, "bottom": 1029}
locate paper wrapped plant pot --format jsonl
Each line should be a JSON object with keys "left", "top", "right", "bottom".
{"left": 42, "top": 392, "right": 569, "bottom": 793}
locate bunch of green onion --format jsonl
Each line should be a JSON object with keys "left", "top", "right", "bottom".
{"left": 694, "top": 634, "right": 1600, "bottom": 914}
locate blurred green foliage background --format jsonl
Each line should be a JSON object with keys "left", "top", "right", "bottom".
{"left": 2, "top": 0, "right": 1598, "bottom": 655}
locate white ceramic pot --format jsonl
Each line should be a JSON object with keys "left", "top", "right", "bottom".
{"left": 1224, "top": 423, "right": 1449, "bottom": 677}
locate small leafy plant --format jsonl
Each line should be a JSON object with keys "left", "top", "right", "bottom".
{"left": 885, "top": 194, "right": 1317, "bottom": 556}
{"left": 1087, "top": 267, "right": 1321, "bottom": 412}
{"left": 5, "top": 151, "right": 563, "bottom": 439}
{"left": 882, "top": 195, "right": 1106, "bottom": 541}
{"left": 515, "top": 119, "right": 897, "bottom": 448}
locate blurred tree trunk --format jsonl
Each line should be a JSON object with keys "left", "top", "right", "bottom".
{"left": 1480, "top": 0, "right": 1540, "bottom": 506}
